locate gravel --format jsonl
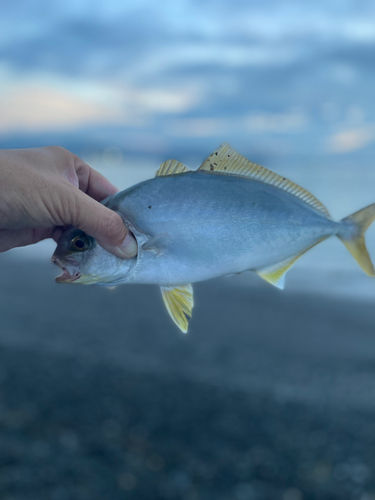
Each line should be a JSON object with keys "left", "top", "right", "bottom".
{"left": 1, "top": 256, "right": 375, "bottom": 499}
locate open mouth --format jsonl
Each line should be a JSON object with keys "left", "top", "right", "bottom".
{"left": 52, "top": 256, "right": 81, "bottom": 284}
{"left": 55, "top": 269, "right": 82, "bottom": 283}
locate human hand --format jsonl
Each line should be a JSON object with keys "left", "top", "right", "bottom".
{"left": 0, "top": 146, "right": 138, "bottom": 257}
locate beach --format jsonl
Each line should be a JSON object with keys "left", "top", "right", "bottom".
{"left": 3, "top": 0, "right": 375, "bottom": 497}
{"left": 1, "top": 254, "right": 375, "bottom": 499}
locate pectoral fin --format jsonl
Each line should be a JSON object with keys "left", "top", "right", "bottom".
{"left": 160, "top": 284, "right": 194, "bottom": 333}
{"left": 142, "top": 233, "right": 171, "bottom": 256}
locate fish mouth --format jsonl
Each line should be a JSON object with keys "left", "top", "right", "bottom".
{"left": 55, "top": 269, "right": 82, "bottom": 284}
{"left": 52, "top": 256, "right": 81, "bottom": 284}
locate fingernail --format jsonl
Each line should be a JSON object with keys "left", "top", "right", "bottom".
{"left": 117, "top": 232, "right": 138, "bottom": 258}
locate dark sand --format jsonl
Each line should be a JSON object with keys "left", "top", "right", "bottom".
{"left": 1, "top": 255, "right": 375, "bottom": 500}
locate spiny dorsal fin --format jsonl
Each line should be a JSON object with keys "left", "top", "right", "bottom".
{"left": 256, "top": 255, "right": 300, "bottom": 289}
{"left": 156, "top": 159, "right": 190, "bottom": 177}
{"left": 160, "top": 284, "right": 194, "bottom": 333}
{"left": 199, "top": 143, "right": 331, "bottom": 218}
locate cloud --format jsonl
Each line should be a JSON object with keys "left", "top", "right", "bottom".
{"left": 168, "top": 118, "right": 226, "bottom": 137}
{"left": 167, "top": 110, "right": 309, "bottom": 139}
{"left": 327, "top": 126, "right": 375, "bottom": 154}
{"left": 3, "top": 0, "right": 374, "bottom": 82}
{"left": 1, "top": 0, "right": 375, "bottom": 159}
{"left": 244, "top": 110, "right": 309, "bottom": 133}
{"left": 129, "top": 87, "right": 199, "bottom": 114}
{"left": 0, "top": 84, "right": 122, "bottom": 132}
{"left": 0, "top": 70, "right": 201, "bottom": 133}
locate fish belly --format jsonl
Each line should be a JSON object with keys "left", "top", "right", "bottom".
{"left": 112, "top": 172, "right": 337, "bottom": 286}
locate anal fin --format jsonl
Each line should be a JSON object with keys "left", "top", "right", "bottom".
{"left": 257, "top": 236, "right": 330, "bottom": 289}
{"left": 256, "top": 255, "right": 300, "bottom": 289}
{"left": 160, "top": 284, "right": 194, "bottom": 333}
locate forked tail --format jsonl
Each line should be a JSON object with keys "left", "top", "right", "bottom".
{"left": 338, "top": 204, "right": 375, "bottom": 276}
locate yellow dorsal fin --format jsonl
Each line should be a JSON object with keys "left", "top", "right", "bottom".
{"left": 156, "top": 159, "right": 190, "bottom": 177}
{"left": 256, "top": 255, "right": 300, "bottom": 289}
{"left": 160, "top": 284, "right": 194, "bottom": 333}
{"left": 199, "top": 143, "right": 331, "bottom": 218}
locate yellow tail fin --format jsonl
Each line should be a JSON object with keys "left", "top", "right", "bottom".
{"left": 338, "top": 204, "right": 375, "bottom": 276}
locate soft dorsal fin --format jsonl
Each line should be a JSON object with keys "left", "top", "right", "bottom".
{"left": 160, "top": 284, "right": 194, "bottom": 333}
{"left": 198, "top": 143, "right": 331, "bottom": 218}
{"left": 156, "top": 159, "right": 190, "bottom": 177}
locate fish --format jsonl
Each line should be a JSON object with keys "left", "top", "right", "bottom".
{"left": 52, "top": 143, "right": 375, "bottom": 333}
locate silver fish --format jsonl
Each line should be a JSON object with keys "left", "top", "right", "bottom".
{"left": 52, "top": 143, "right": 375, "bottom": 332}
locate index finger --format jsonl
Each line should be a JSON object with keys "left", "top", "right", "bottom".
{"left": 74, "top": 156, "right": 119, "bottom": 201}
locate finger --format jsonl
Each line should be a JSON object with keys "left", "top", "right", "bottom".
{"left": 0, "top": 228, "right": 35, "bottom": 252}
{"left": 74, "top": 157, "right": 119, "bottom": 201}
{"left": 66, "top": 188, "right": 138, "bottom": 259}
{"left": 0, "top": 227, "right": 60, "bottom": 252}
{"left": 31, "top": 228, "right": 56, "bottom": 244}
{"left": 52, "top": 227, "right": 64, "bottom": 243}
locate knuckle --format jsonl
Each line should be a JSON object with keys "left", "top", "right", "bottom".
{"left": 102, "top": 211, "right": 126, "bottom": 245}
{"left": 47, "top": 145, "right": 68, "bottom": 155}
{"left": 58, "top": 188, "right": 80, "bottom": 226}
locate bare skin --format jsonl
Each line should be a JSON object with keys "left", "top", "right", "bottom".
{"left": 0, "top": 146, "right": 138, "bottom": 258}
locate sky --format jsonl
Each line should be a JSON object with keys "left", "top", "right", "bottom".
{"left": 1, "top": 0, "right": 375, "bottom": 167}
{"left": 3, "top": 0, "right": 375, "bottom": 300}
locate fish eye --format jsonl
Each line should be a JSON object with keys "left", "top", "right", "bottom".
{"left": 71, "top": 235, "right": 91, "bottom": 252}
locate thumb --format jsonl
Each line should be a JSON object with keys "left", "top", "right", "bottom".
{"left": 66, "top": 188, "right": 138, "bottom": 259}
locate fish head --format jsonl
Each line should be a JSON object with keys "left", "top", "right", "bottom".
{"left": 52, "top": 226, "right": 136, "bottom": 285}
